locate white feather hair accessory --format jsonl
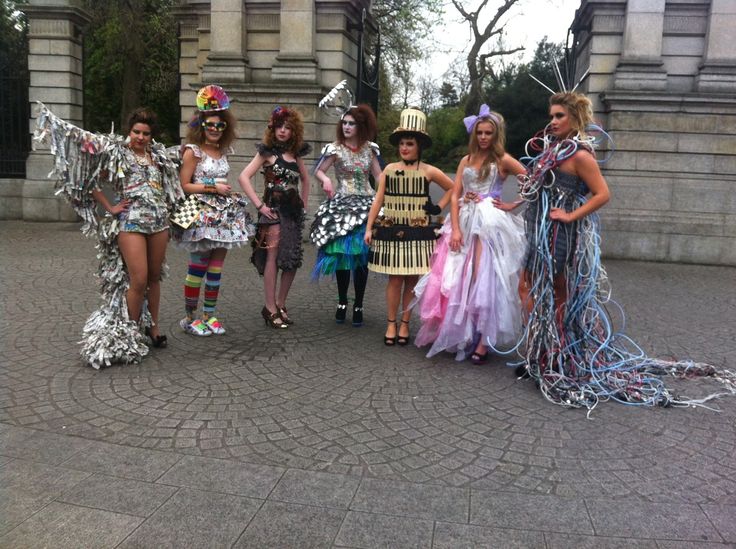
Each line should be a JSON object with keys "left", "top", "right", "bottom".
{"left": 318, "top": 80, "right": 355, "bottom": 117}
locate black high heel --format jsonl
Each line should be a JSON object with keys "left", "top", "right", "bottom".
{"left": 335, "top": 302, "right": 347, "bottom": 324}
{"left": 261, "top": 306, "right": 288, "bottom": 329}
{"left": 352, "top": 306, "right": 363, "bottom": 327}
{"left": 384, "top": 319, "right": 397, "bottom": 346}
{"left": 397, "top": 319, "right": 410, "bottom": 346}
{"left": 144, "top": 327, "right": 168, "bottom": 348}
{"left": 277, "top": 305, "right": 293, "bottom": 325}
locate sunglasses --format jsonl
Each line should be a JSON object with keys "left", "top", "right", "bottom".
{"left": 202, "top": 121, "right": 227, "bottom": 131}
{"left": 341, "top": 120, "right": 357, "bottom": 127}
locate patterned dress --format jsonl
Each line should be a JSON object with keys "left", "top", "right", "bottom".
{"left": 310, "top": 141, "right": 379, "bottom": 276}
{"left": 116, "top": 148, "right": 169, "bottom": 234}
{"left": 368, "top": 168, "right": 439, "bottom": 275}
{"left": 251, "top": 143, "right": 310, "bottom": 273}
{"left": 172, "top": 144, "right": 253, "bottom": 252}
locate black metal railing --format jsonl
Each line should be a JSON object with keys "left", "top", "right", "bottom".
{"left": 0, "top": 68, "right": 30, "bottom": 178}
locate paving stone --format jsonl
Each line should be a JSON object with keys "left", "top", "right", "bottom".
{"left": 433, "top": 522, "right": 546, "bottom": 548}
{"left": 470, "top": 490, "right": 594, "bottom": 535}
{"left": 333, "top": 510, "right": 433, "bottom": 548}
{"left": 586, "top": 499, "right": 722, "bottom": 542}
{"left": 0, "top": 428, "right": 93, "bottom": 465}
{"left": 58, "top": 473, "right": 178, "bottom": 517}
{"left": 351, "top": 477, "right": 468, "bottom": 522}
{"left": 0, "top": 501, "right": 141, "bottom": 549}
{"left": 545, "top": 533, "right": 659, "bottom": 548}
{"left": 700, "top": 504, "right": 736, "bottom": 543}
{"left": 117, "top": 488, "right": 261, "bottom": 549}
{"left": 60, "top": 440, "right": 182, "bottom": 482}
{"left": 157, "top": 455, "right": 284, "bottom": 499}
{"left": 233, "top": 500, "right": 344, "bottom": 548}
{"left": 268, "top": 468, "right": 360, "bottom": 509}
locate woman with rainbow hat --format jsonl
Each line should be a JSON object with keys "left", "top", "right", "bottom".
{"left": 173, "top": 84, "right": 254, "bottom": 336}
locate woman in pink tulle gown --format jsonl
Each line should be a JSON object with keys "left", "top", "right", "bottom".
{"left": 414, "top": 105, "right": 527, "bottom": 364}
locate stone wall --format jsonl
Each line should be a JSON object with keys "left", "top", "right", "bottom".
{"left": 572, "top": 0, "right": 736, "bottom": 265}
{"left": 174, "top": 0, "right": 372, "bottom": 213}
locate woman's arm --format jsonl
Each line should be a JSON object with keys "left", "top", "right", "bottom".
{"left": 297, "top": 157, "right": 310, "bottom": 210}
{"left": 550, "top": 151, "right": 610, "bottom": 223}
{"left": 315, "top": 155, "right": 336, "bottom": 198}
{"left": 180, "top": 148, "right": 230, "bottom": 196}
{"left": 237, "top": 154, "right": 277, "bottom": 219}
{"left": 449, "top": 156, "right": 468, "bottom": 252}
{"left": 364, "top": 170, "right": 387, "bottom": 245}
{"left": 493, "top": 153, "right": 526, "bottom": 212}
{"left": 91, "top": 188, "right": 129, "bottom": 215}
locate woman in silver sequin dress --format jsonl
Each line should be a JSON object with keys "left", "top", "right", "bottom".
{"left": 311, "top": 105, "right": 383, "bottom": 326}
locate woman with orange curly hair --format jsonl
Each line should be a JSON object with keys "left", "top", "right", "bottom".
{"left": 238, "top": 106, "right": 311, "bottom": 328}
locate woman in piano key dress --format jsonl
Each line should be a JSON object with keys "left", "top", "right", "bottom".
{"left": 364, "top": 108, "right": 453, "bottom": 346}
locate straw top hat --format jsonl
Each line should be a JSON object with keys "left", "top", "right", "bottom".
{"left": 389, "top": 107, "right": 432, "bottom": 148}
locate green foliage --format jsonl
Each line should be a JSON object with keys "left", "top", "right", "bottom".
{"left": 485, "top": 38, "right": 565, "bottom": 159}
{"left": 424, "top": 106, "right": 468, "bottom": 171}
{"left": 83, "top": 0, "right": 178, "bottom": 143}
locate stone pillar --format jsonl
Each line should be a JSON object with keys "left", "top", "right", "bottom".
{"left": 22, "top": 0, "right": 90, "bottom": 222}
{"left": 696, "top": 0, "right": 736, "bottom": 93}
{"left": 613, "top": 0, "right": 667, "bottom": 91}
{"left": 202, "top": 0, "right": 250, "bottom": 83}
{"left": 271, "top": 0, "right": 319, "bottom": 83}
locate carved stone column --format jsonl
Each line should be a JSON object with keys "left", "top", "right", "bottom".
{"left": 696, "top": 0, "right": 736, "bottom": 93}
{"left": 271, "top": 0, "right": 319, "bottom": 83}
{"left": 613, "top": 0, "right": 667, "bottom": 91}
{"left": 202, "top": 0, "right": 250, "bottom": 83}
{"left": 22, "top": 0, "right": 90, "bottom": 221}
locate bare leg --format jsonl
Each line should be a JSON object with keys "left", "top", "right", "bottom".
{"left": 118, "top": 232, "right": 148, "bottom": 323}
{"left": 385, "top": 275, "right": 402, "bottom": 339}
{"left": 471, "top": 238, "right": 487, "bottom": 356}
{"left": 144, "top": 230, "right": 169, "bottom": 338}
{"left": 276, "top": 269, "right": 296, "bottom": 311}
{"left": 398, "top": 275, "right": 418, "bottom": 339}
{"left": 553, "top": 273, "right": 567, "bottom": 325}
{"left": 518, "top": 269, "right": 533, "bottom": 317}
{"left": 262, "top": 224, "right": 281, "bottom": 314}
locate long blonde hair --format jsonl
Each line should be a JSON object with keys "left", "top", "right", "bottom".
{"left": 549, "top": 92, "right": 593, "bottom": 139}
{"left": 468, "top": 112, "right": 506, "bottom": 181}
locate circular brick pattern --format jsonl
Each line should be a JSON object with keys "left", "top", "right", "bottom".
{"left": 2, "top": 222, "right": 735, "bottom": 504}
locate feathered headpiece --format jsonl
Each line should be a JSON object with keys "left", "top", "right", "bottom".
{"left": 318, "top": 80, "right": 355, "bottom": 118}
{"left": 463, "top": 104, "right": 503, "bottom": 134}
{"left": 196, "top": 85, "right": 230, "bottom": 112}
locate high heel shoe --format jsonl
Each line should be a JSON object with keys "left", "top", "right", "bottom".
{"left": 352, "top": 306, "right": 363, "bottom": 327}
{"left": 384, "top": 319, "right": 397, "bottom": 346}
{"left": 277, "top": 305, "right": 293, "bottom": 325}
{"left": 397, "top": 319, "right": 410, "bottom": 346}
{"left": 261, "top": 306, "right": 288, "bottom": 329}
{"left": 144, "top": 327, "right": 168, "bottom": 348}
{"left": 335, "top": 302, "right": 347, "bottom": 324}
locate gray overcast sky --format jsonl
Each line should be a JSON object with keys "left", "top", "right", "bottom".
{"left": 424, "top": 0, "right": 581, "bottom": 81}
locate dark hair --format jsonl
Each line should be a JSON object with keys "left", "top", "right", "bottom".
{"left": 262, "top": 107, "right": 305, "bottom": 156}
{"left": 126, "top": 107, "right": 159, "bottom": 137}
{"left": 185, "top": 109, "right": 237, "bottom": 149}
{"left": 337, "top": 104, "right": 377, "bottom": 145}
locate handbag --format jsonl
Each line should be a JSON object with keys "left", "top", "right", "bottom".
{"left": 170, "top": 194, "right": 203, "bottom": 229}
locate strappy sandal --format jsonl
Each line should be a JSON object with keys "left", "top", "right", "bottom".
{"left": 397, "top": 319, "right": 410, "bottom": 346}
{"left": 470, "top": 351, "right": 488, "bottom": 365}
{"left": 384, "top": 319, "right": 397, "bottom": 346}
{"left": 261, "top": 306, "right": 288, "bottom": 329}
{"left": 145, "top": 327, "right": 168, "bottom": 348}
{"left": 277, "top": 305, "right": 293, "bottom": 325}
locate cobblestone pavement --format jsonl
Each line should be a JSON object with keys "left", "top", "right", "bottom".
{"left": 1, "top": 221, "right": 735, "bottom": 548}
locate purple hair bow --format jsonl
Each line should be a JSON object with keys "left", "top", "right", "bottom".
{"left": 463, "top": 104, "right": 500, "bottom": 134}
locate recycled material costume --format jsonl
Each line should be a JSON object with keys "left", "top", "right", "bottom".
{"left": 414, "top": 164, "right": 526, "bottom": 359}
{"left": 367, "top": 167, "right": 439, "bottom": 276}
{"left": 33, "top": 104, "right": 182, "bottom": 368}
{"left": 310, "top": 141, "right": 379, "bottom": 276}
{"left": 518, "top": 121, "right": 736, "bottom": 411}
{"left": 251, "top": 142, "right": 311, "bottom": 274}
{"left": 173, "top": 85, "right": 253, "bottom": 337}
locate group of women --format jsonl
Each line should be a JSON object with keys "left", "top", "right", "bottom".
{"left": 41, "top": 82, "right": 658, "bottom": 408}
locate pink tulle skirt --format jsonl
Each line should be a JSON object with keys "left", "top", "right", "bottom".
{"left": 414, "top": 199, "right": 526, "bottom": 360}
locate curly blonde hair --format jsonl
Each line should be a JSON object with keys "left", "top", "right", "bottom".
{"left": 549, "top": 92, "right": 594, "bottom": 139}
{"left": 263, "top": 106, "right": 305, "bottom": 156}
{"left": 468, "top": 112, "right": 506, "bottom": 181}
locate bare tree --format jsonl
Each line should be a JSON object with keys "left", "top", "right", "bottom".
{"left": 416, "top": 77, "right": 439, "bottom": 113}
{"left": 450, "top": 0, "right": 525, "bottom": 113}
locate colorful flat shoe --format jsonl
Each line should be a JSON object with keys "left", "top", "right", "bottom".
{"left": 205, "top": 316, "right": 226, "bottom": 335}
{"left": 180, "top": 317, "right": 212, "bottom": 337}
